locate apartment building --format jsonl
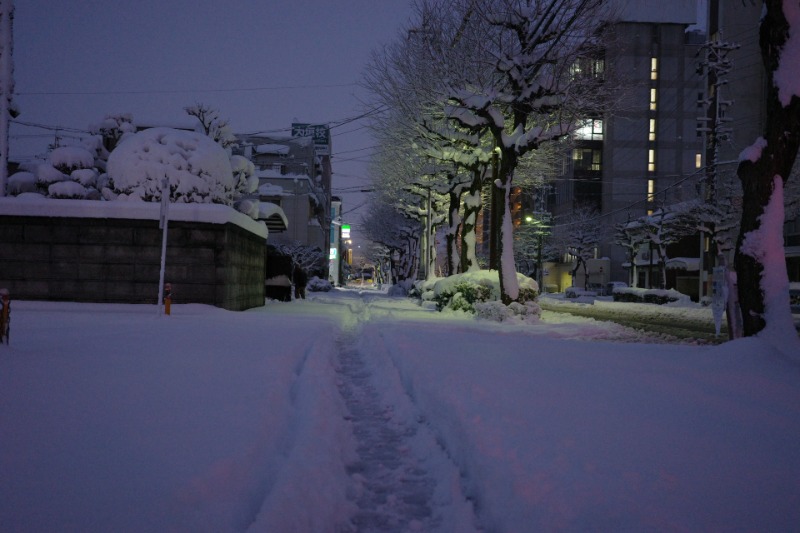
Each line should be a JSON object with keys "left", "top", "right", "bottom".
{"left": 234, "top": 126, "right": 332, "bottom": 260}
{"left": 549, "top": 1, "right": 706, "bottom": 293}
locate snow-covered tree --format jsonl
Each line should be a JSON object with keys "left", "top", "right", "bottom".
{"left": 106, "top": 127, "right": 236, "bottom": 204}
{"left": 554, "top": 204, "right": 604, "bottom": 289}
{"left": 638, "top": 204, "right": 698, "bottom": 290}
{"left": 442, "top": 0, "right": 608, "bottom": 303}
{"left": 361, "top": 197, "right": 422, "bottom": 289}
{"left": 185, "top": 103, "right": 237, "bottom": 150}
{"left": 277, "top": 241, "right": 326, "bottom": 278}
{"left": 83, "top": 113, "right": 137, "bottom": 173}
{"left": 734, "top": 0, "right": 800, "bottom": 341}
{"left": 613, "top": 216, "right": 647, "bottom": 288}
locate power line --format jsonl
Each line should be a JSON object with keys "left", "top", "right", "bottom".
{"left": 15, "top": 82, "right": 359, "bottom": 97}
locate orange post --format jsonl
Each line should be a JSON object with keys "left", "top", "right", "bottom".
{"left": 164, "top": 283, "right": 172, "bottom": 316}
{"left": 0, "top": 288, "right": 10, "bottom": 345}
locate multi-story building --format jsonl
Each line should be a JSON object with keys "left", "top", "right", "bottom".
{"left": 234, "top": 126, "right": 333, "bottom": 274}
{"left": 549, "top": 1, "right": 706, "bottom": 294}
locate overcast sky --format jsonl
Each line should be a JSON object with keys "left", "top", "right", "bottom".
{"left": 10, "top": 0, "right": 416, "bottom": 238}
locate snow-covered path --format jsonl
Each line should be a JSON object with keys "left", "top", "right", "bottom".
{"left": 331, "top": 296, "right": 479, "bottom": 532}
{"left": 2, "top": 290, "right": 799, "bottom": 532}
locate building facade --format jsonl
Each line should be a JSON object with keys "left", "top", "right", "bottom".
{"left": 549, "top": 2, "right": 707, "bottom": 294}
{"left": 234, "top": 128, "right": 333, "bottom": 274}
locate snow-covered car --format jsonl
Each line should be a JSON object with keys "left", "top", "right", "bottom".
{"left": 606, "top": 281, "right": 629, "bottom": 295}
{"left": 565, "top": 286, "right": 597, "bottom": 299}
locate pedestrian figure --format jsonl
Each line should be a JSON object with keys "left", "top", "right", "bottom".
{"left": 0, "top": 288, "right": 10, "bottom": 345}
{"left": 293, "top": 263, "right": 308, "bottom": 300}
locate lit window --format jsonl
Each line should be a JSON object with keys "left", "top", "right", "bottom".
{"left": 647, "top": 179, "right": 655, "bottom": 202}
{"left": 649, "top": 119, "right": 656, "bottom": 141}
{"left": 573, "top": 148, "right": 602, "bottom": 171}
{"left": 650, "top": 88, "right": 657, "bottom": 111}
{"left": 648, "top": 149, "right": 655, "bottom": 172}
{"left": 695, "top": 153, "right": 702, "bottom": 168}
{"left": 574, "top": 119, "right": 604, "bottom": 141}
{"left": 650, "top": 57, "right": 658, "bottom": 80}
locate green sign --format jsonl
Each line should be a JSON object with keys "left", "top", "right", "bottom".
{"left": 341, "top": 224, "right": 350, "bottom": 238}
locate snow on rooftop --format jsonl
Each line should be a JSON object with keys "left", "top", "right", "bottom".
{"left": 254, "top": 144, "right": 290, "bottom": 156}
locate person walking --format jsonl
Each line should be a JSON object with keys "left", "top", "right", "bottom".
{"left": 293, "top": 263, "right": 308, "bottom": 300}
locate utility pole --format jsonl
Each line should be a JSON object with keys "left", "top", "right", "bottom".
{"left": 697, "top": 31, "right": 739, "bottom": 299}
{"left": 0, "top": 1, "right": 15, "bottom": 197}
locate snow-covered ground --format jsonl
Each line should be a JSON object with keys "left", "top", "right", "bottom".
{"left": 1, "top": 290, "right": 799, "bottom": 532}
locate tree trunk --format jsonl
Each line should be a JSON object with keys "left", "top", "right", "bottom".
{"left": 734, "top": 1, "right": 800, "bottom": 337}
{"left": 489, "top": 149, "right": 502, "bottom": 270}
{"left": 460, "top": 169, "right": 483, "bottom": 272}
{"left": 445, "top": 190, "right": 462, "bottom": 276}
{"left": 496, "top": 154, "right": 519, "bottom": 304}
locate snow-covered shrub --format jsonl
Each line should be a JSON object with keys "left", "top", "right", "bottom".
{"left": 71, "top": 168, "right": 98, "bottom": 188}
{"left": 48, "top": 181, "right": 90, "bottom": 199}
{"left": 474, "top": 300, "right": 542, "bottom": 323}
{"left": 35, "top": 163, "right": 67, "bottom": 189}
{"left": 49, "top": 145, "right": 95, "bottom": 173}
{"left": 307, "top": 276, "right": 332, "bottom": 292}
{"left": 431, "top": 270, "right": 539, "bottom": 313}
{"left": 106, "top": 127, "right": 236, "bottom": 205}
{"left": 433, "top": 281, "right": 492, "bottom": 312}
{"left": 7, "top": 171, "right": 36, "bottom": 195}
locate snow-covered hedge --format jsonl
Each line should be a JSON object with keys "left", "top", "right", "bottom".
{"left": 613, "top": 287, "right": 692, "bottom": 305}
{"left": 418, "top": 270, "right": 540, "bottom": 320}
{"left": 307, "top": 276, "right": 332, "bottom": 292}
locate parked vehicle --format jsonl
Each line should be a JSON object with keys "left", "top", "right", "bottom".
{"left": 565, "top": 286, "right": 597, "bottom": 298}
{"left": 606, "top": 281, "right": 629, "bottom": 295}
{"left": 790, "top": 283, "right": 800, "bottom": 314}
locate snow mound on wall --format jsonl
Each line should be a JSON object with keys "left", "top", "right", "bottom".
{"left": 107, "top": 127, "right": 235, "bottom": 205}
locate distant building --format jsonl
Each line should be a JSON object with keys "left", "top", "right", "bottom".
{"left": 234, "top": 126, "right": 333, "bottom": 273}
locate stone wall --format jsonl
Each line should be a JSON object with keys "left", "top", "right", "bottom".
{"left": 0, "top": 215, "right": 266, "bottom": 311}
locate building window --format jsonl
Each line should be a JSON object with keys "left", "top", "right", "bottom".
{"left": 573, "top": 148, "right": 602, "bottom": 171}
{"left": 649, "top": 119, "right": 656, "bottom": 141}
{"left": 574, "top": 119, "right": 604, "bottom": 141}
{"left": 695, "top": 153, "right": 702, "bottom": 169}
{"left": 649, "top": 88, "right": 657, "bottom": 111}
{"left": 570, "top": 57, "right": 605, "bottom": 80}
{"left": 648, "top": 149, "right": 656, "bottom": 172}
{"left": 650, "top": 57, "right": 658, "bottom": 80}
{"left": 647, "top": 179, "right": 656, "bottom": 212}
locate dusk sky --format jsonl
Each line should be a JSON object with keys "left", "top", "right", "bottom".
{"left": 10, "top": 0, "right": 416, "bottom": 238}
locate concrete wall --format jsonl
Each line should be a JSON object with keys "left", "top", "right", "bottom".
{"left": 0, "top": 215, "right": 266, "bottom": 311}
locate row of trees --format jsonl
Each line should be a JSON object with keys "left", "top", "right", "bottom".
{"left": 361, "top": 0, "right": 610, "bottom": 302}
{"left": 359, "top": 0, "right": 800, "bottom": 339}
